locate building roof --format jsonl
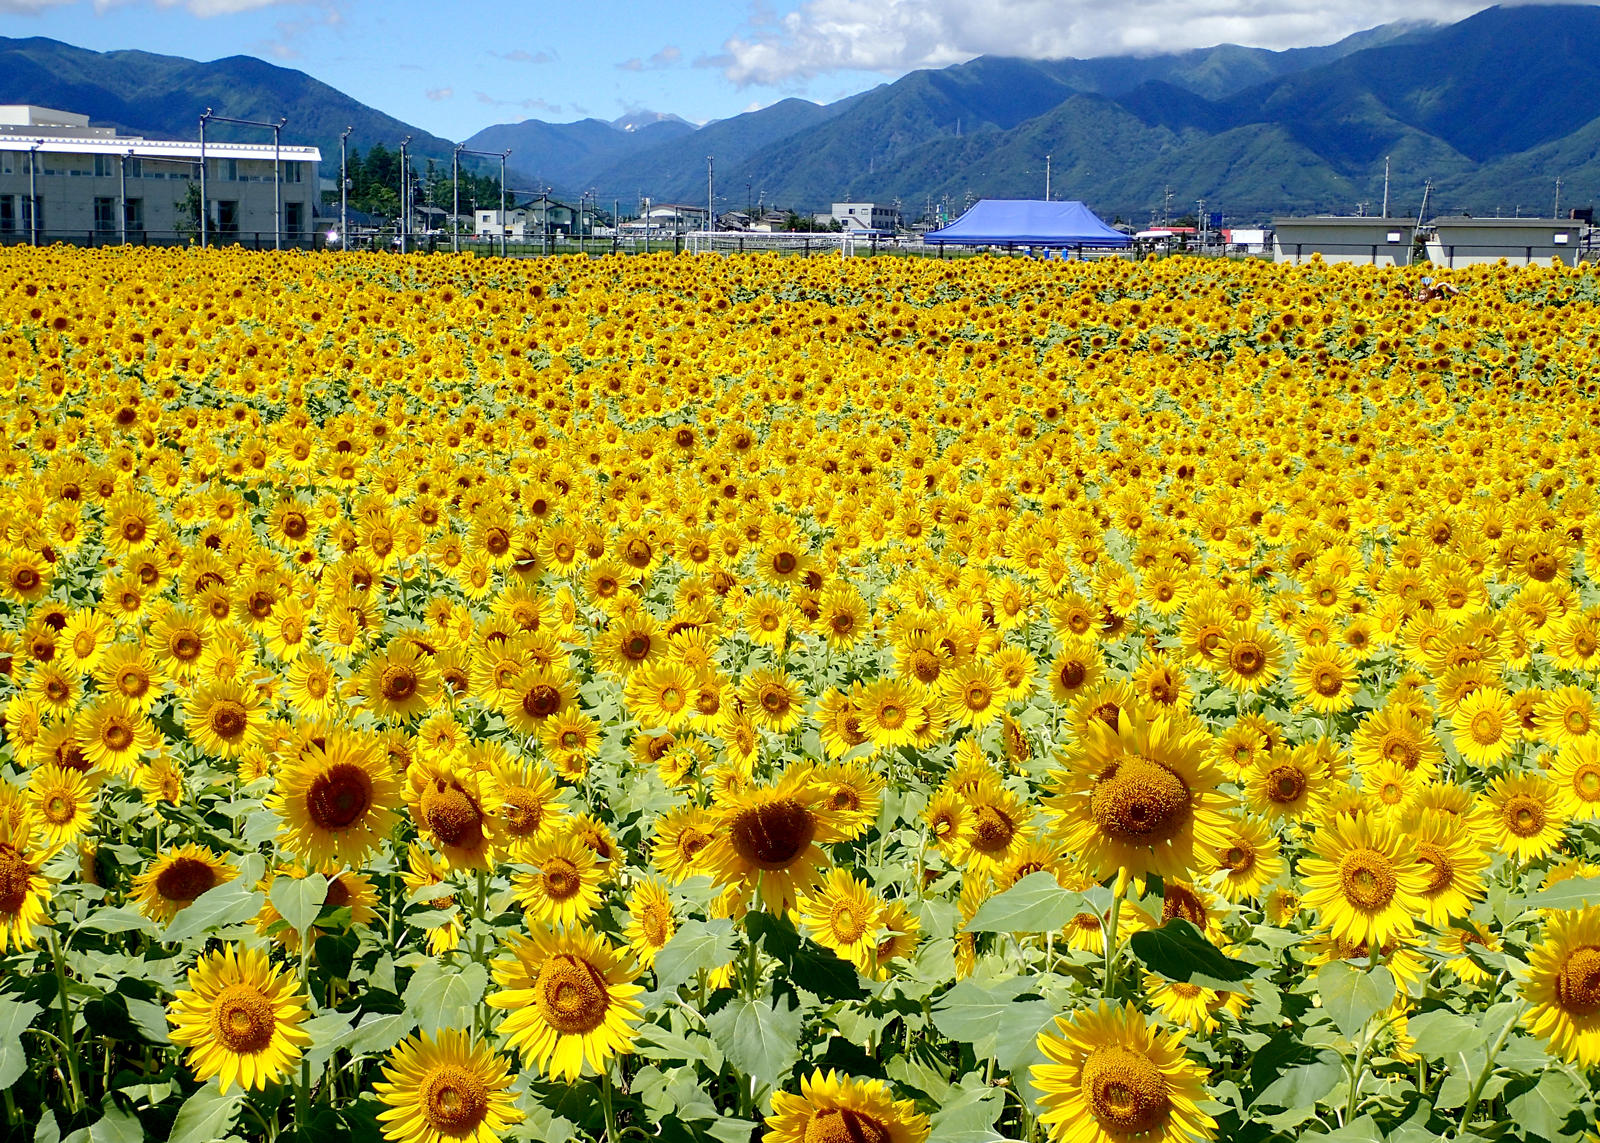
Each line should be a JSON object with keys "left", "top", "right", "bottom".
{"left": 1431, "top": 216, "right": 1576, "bottom": 228}
{"left": 0, "top": 135, "right": 321, "bottom": 162}
{"left": 1272, "top": 216, "right": 1416, "bottom": 227}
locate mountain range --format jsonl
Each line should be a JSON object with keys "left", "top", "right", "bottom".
{"left": 2, "top": 6, "right": 1597, "bottom": 222}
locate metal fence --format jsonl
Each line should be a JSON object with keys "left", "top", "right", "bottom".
{"left": 0, "top": 229, "right": 331, "bottom": 251}
{"left": 1272, "top": 237, "right": 1598, "bottom": 267}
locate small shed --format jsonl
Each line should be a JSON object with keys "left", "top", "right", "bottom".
{"left": 1272, "top": 217, "right": 1416, "bottom": 266}
{"left": 1425, "top": 217, "right": 1581, "bottom": 267}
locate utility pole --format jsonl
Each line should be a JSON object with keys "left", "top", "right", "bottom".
{"left": 1416, "top": 178, "right": 1432, "bottom": 230}
{"left": 707, "top": 155, "right": 714, "bottom": 238}
{"left": 1197, "top": 199, "right": 1206, "bottom": 247}
{"left": 1356, "top": 202, "right": 1368, "bottom": 217}
{"left": 1163, "top": 185, "right": 1172, "bottom": 228}
{"left": 1554, "top": 176, "right": 1563, "bottom": 219}
{"left": 398, "top": 135, "right": 411, "bottom": 252}
{"left": 1381, "top": 155, "right": 1390, "bottom": 218}
{"left": 451, "top": 144, "right": 461, "bottom": 254}
{"left": 1044, "top": 154, "right": 1051, "bottom": 202}
{"left": 340, "top": 126, "right": 352, "bottom": 251}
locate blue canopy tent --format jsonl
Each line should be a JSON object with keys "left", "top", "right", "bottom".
{"left": 924, "top": 199, "right": 1131, "bottom": 251}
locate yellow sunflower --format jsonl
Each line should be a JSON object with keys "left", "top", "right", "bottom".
{"left": 764, "top": 1071, "right": 930, "bottom": 1143}
{"left": 133, "top": 843, "right": 238, "bottom": 923}
{"left": 407, "top": 761, "right": 499, "bottom": 871}
{"left": 511, "top": 833, "right": 605, "bottom": 928}
{"left": 488, "top": 925, "right": 644, "bottom": 1080}
{"left": 1045, "top": 707, "right": 1232, "bottom": 890}
{"left": 1551, "top": 739, "right": 1600, "bottom": 822}
{"left": 184, "top": 679, "right": 266, "bottom": 760}
{"left": 1215, "top": 624, "right": 1283, "bottom": 694}
{"left": 797, "top": 869, "right": 884, "bottom": 976}
{"left": 373, "top": 1028, "right": 523, "bottom": 1143}
{"left": 622, "top": 879, "right": 676, "bottom": 969}
{"left": 361, "top": 642, "right": 441, "bottom": 724}
{"left": 1482, "top": 772, "right": 1566, "bottom": 864}
{"left": 1522, "top": 906, "right": 1600, "bottom": 1067}
{"left": 166, "top": 943, "right": 312, "bottom": 1093}
{"left": 701, "top": 765, "right": 847, "bottom": 912}
{"left": 0, "top": 813, "right": 51, "bottom": 951}
{"left": 1031, "top": 1001, "right": 1215, "bottom": 1143}
{"left": 1195, "top": 814, "right": 1283, "bottom": 903}
{"left": 1299, "top": 813, "right": 1428, "bottom": 948}
{"left": 26, "top": 764, "right": 95, "bottom": 851}
{"left": 1451, "top": 688, "right": 1518, "bottom": 767}
{"left": 269, "top": 728, "right": 401, "bottom": 869}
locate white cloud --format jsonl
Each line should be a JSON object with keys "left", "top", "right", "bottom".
{"left": 425, "top": 86, "right": 453, "bottom": 100}
{"left": 720, "top": 0, "right": 1527, "bottom": 85}
{"left": 492, "top": 48, "right": 557, "bottom": 64}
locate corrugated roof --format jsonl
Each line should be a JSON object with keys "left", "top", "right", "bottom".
{"left": 0, "top": 136, "right": 320, "bottom": 162}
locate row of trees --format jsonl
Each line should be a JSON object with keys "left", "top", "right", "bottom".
{"left": 333, "top": 144, "right": 513, "bottom": 220}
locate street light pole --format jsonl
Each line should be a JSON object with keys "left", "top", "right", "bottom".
{"left": 1045, "top": 154, "right": 1050, "bottom": 201}
{"left": 119, "top": 150, "right": 128, "bottom": 246}
{"left": 199, "top": 109, "right": 209, "bottom": 247}
{"left": 272, "top": 117, "right": 284, "bottom": 250}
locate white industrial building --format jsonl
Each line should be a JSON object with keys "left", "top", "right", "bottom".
{"left": 831, "top": 202, "right": 900, "bottom": 233}
{"left": 0, "top": 105, "right": 320, "bottom": 245}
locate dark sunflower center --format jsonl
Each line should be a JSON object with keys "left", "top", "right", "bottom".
{"left": 1229, "top": 642, "right": 1265, "bottom": 676}
{"left": 1339, "top": 849, "right": 1397, "bottom": 911}
{"left": 208, "top": 700, "right": 249, "bottom": 741}
{"left": 102, "top": 719, "right": 135, "bottom": 752}
{"left": 422, "top": 781, "right": 486, "bottom": 849}
{"left": 640, "top": 903, "right": 672, "bottom": 946}
{"left": 1267, "top": 764, "right": 1306, "bottom": 803}
{"left": 306, "top": 763, "right": 375, "bottom": 830}
{"left": 729, "top": 798, "right": 816, "bottom": 869}
{"left": 501, "top": 790, "right": 543, "bottom": 837}
{"left": 804, "top": 1108, "right": 891, "bottom": 1143}
{"left": 210, "top": 982, "right": 277, "bottom": 1054}
{"left": 172, "top": 632, "right": 203, "bottom": 661}
{"left": 522, "top": 684, "right": 562, "bottom": 718}
{"left": 1083, "top": 1045, "right": 1172, "bottom": 1135}
{"left": 1090, "top": 758, "right": 1192, "bottom": 846}
{"left": 971, "top": 804, "right": 1017, "bottom": 854}
{"left": 1556, "top": 946, "right": 1600, "bottom": 1016}
{"left": 1222, "top": 844, "right": 1253, "bottom": 872}
{"left": 156, "top": 856, "right": 219, "bottom": 903}
{"left": 543, "top": 858, "right": 581, "bottom": 900}
{"left": 0, "top": 845, "right": 33, "bottom": 913}
{"left": 380, "top": 665, "right": 418, "bottom": 702}
{"left": 538, "top": 955, "right": 609, "bottom": 1034}
{"left": 1506, "top": 795, "right": 1545, "bottom": 837}
{"left": 421, "top": 1063, "right": 490, "bottom": 1134}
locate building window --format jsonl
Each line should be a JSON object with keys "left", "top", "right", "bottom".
{"left": 0, "top": 196, "right": 13, "bottom": 233}
{"left": 285, "top": 201, "right": 304, "bottom": 239}
{"left": 216, "top": 200, "right": 239, "bottom": 235}
{"left": 94, "top": 197, "right": 117, "bottom": 233}
{"left": 214, "top": 158, "right": 238, "bottom": 182}
{"left": 94, "top": 154, "right": 116, "bottom": 177}
{"left": 124, "top": 198, "right": 143, "bottom": 233}
{"left": 21, "top": 197, "right": 41, "bottom": 235}
{"left": 283, "top": 162, "right": 302, "bottom": 184}
{"left": 125, "top": 158, "right": 142, "bottom": 178}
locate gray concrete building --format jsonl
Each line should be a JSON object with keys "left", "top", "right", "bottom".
{"left": 0, "top": 105, "right": 321, "bottom": 246}
{"left": 1272, "top": 217, "right": 1416, "bottom": 266}
{"left": 1425, "top": 217, "right": 1583, "bottom": 267}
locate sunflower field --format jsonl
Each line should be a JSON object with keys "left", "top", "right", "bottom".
{"left": 0, "top": 245, "right": 1598, "bottom": 1143}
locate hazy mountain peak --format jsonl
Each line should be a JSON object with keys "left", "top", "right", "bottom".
{"left": 611, "top": 110, "right": 692, "bottom": 133}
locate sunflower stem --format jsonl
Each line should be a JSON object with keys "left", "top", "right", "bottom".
{"left": 46, "top": 929, "right": 85, "bottom": 1114}
{"left": 1455, "top": 1001, "right": 1524, "bottom": 1136}
{"left": 599, "top": 1061, "right": 617, "bottom": 1143}
{"left": 1102, "top": 892, "right": 1122, "bottom": 994}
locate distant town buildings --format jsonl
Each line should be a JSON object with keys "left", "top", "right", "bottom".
{"left": 829, "top": 202, "right": 900, "bottom": 233}
{"left": 0, "top": 105, "right": 320, "bottom": 243}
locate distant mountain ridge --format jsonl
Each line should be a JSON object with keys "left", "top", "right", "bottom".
{"left": 2, "top": 8, "right": 1597, "bottom": 221}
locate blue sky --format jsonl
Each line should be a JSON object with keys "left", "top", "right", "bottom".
{"left": 0, "top": 0, "right": 1519, "bottom": 138}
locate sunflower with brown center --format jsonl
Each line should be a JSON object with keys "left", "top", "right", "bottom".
{"left": 1045, "top": 707, "right": 1231, "bottom": 890}
{"left": 1522, "top": 906, "right": 1600, "bottom": 1067}
{"left": 133, "top": 843, "right": 237, "bottom": 923}
{"left": 0, "top": 813, "right": 51, "bottom": 951}
{"left": 270, "top": 727, "right": 401, "bottom": 869}
{"left": 511, "top": 832, "right": 605, "bottom": 928}
{"left": 489, "top": 925, "right": 644, "bottom": 1080}
{"left": 1299, "top": 813, "right": 1428, "bottom": 948}
{"left": 361, "top": 641, "right": 442, "bottom": 725}
{"left": 1482, "top": 771, "right": 1567, "bottom": 864}
{"left": 764, "top": 1070, "right": 930, "bottom": 1143}
{"left": 166, "top": 943, "right": 312, "bottom": 1093}
{"left": 798, "top": 869, "right": 885, "bottom": 976}
{"left": 1031, "top": 1001, "right": 1215, "bottom": 1143}
{"left": 622, "top": 878, "right": 676, "bottom": 968}
{"left": 407, "top": 761, "right": 499, "bottom": 871}
{"left": 373, "top": 1027, "right": 523, "bottom": 1143}
{"left": 1551, "top": 739, "right": 1600, "bottom": 822}
{"left": 1196, "top": 814, "right": 1283, "bottom": 903}
{"left": 701, "top": 764, "right": 847, "bottom": 912}
{"left": 484, "top": 759, "right": 567, "bottom": 862}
